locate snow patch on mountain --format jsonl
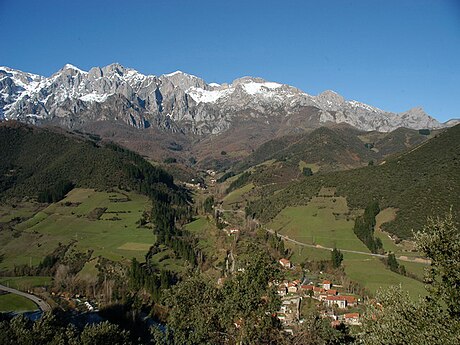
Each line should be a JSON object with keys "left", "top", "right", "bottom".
{"left": 79, "top": 92, "right": 111, "bottom": 103}
{"left": 62, "top": 64, "right": 87, "bottom": 74}
{"left": 164, "top": 70, "right": 183, "bottom": 77}
{"left": 0, "top": 63, "right": 450, "bottom": 134}
{"left": 348, "top": 100, "right": 381, "bottom": 113}
{"left": 242, "top": 81, "right": 282, "bottom": 95}
{"left": 187, "top": 86, "right": 233, "bottom": 103}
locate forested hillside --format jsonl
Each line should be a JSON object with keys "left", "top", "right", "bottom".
{"left": 0, "top": 121, "right": 183, "bottom": 204}
{"left": 247, "top": 125, "right": 460, "bottom": 239}
{"left": 236, "top": 126, "right": 436, "bottom": 175}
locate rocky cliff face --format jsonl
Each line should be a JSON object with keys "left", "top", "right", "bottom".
{"left": 0, "top": 63, "right": 446, "bottom": 135}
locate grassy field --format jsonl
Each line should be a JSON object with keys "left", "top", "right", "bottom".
{"left": 0, "top": 202, "right": 42, "bottom": 223}
{"left": 0, "top": 293, "right": 38, "bottom": 312}
{"left": 298, "top": 160, "right": 320, "bottom": 173}
{"left": 185, "top": 216, "right": 227, "bottom": 266}
{"left": 342, "top": 252, "right": 427, "bottom": 300}
{"left": 222, "top": 183, "right": 254, "bottom": 208}
{"left": 268, "top": 196, "right": 367, "bottom": 252}
{"left": 374, "top": 208, "right": 420, "bottom": 257}
{"left": 0, "top": 188, "right": 155, "bottom": 270}
{"left": 285, "top": 241, "right": 426, "bottom": 300}
{"left": 0, "top": 276, "right": 52, "bottom": 290}
{"left": 269, "top": 195, "right": 427, "bottom": 299}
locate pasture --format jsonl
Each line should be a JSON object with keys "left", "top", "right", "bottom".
{"left": 185, "top": 216, "right": 227, "bottom": 266}
{"left": 269, "top": 193, "right": 427, "bottom": 299}
{"left": 222, "top": 183, "right": 254, "bottom": 208}
{"left": 0, "top": 188, "right": 155, "bottom": 271}
{"left": 268, "top": 196, "right": 367, "bottom": 252}
{"left": 0, "top": 276, "right": 52, "bottom": 290}
{"left": 0, "top": 293, "right": 38, "bottom": 312}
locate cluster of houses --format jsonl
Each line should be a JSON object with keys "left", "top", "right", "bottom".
{"left": 183, "top": 181, "right": 206, "bottom": 190}
{"left": 53, "top": 291, "right": 97, "bottom": 313}
{"left": 276, "top": 258, "right": 361, "bottom": 328}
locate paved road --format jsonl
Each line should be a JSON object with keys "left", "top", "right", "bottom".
{"left": 217, "top": 207, "right": 430, "bottom": 264}
{"left": 0, "top": 284, "right": 51, "bottom": 312}
{"left": 263, "top": 227, "right": 430, "bottom": 264}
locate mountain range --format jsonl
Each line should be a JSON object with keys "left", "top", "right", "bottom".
{"left": 0, "top": 63, "right": 452, "bottom": 137}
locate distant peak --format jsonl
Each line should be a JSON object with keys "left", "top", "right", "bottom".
{"left": 233, "top": 76, "right": 267, "bottom": 84}
{"left": 316, "top": 90, "right": 345, "bottom": 104}
{"left": 101, "top": 63, "right": 127, "bottom": 75}
{"left": 162, "top": 70, "right": 202, "bottom": 80}
{"left": 164, "top": 70, "right": 183, "bottom": 77}
{"left": 62, "top": 63, "right": 86, "bottom": 73}
{"left": 106, "top": 62, "right": 124, "bottom": 69}
{"left": 408, "top": 106, "right": 425, "bottom": 112}
{"left": 402, "top": 107, "right": 427, "bottom": 115}
{"left": 318, "top": 89, "right": 340, "bottom": 97}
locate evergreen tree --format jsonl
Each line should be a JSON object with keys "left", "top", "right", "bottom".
{"left": 331, "top": 247, "right": 343, "bottom": 268}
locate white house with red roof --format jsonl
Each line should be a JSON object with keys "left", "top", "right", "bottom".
{"left": 279, "top": 258, "right": 292, "bottom": 269}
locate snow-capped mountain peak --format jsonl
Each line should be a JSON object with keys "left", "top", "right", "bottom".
{"left": 61, "top": 63, "right": 87, "bottom": 74}
{"left": 0, "top": 63, "right": 448, "bottom": 133}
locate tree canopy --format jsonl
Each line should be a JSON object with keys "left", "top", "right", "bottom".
{"left": 359, "top": 211, "right": 460, "bottom": 344}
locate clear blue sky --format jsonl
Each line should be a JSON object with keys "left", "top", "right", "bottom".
{"left": 1, "top": 0, "right": 459, "bottom": 121}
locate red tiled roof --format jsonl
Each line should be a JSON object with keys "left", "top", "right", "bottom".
{"left": 326, "top": 295, "right": 357, "bottom": 303}
{"left": 327, "top": 289, "right": 338, "bottom": 295}
{"left": 326, "top": 296, "right": 343, "bottom": 301}
{"left": 344, "top": 313, "right": 360, "bottom": 319}
{"left": 300, "top": 285, "right": 314, "bottom": 290}
{"left": 323, "top": 280, "right": 332, "bottom": 284}
{"left": 279, "top": 258, "right": 290, "bottom": 265}
{"left": 342, "top": 296, "right": 357, "bottom": 303}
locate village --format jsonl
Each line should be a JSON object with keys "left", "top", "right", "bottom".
{"left": 275, "top": 257, "right": 362, "bottom": 334}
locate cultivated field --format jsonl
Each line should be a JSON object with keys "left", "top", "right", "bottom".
{"left": 0, "top": 188, "right": 155, "bottom": 270}
{"left": 269, "top": 192, "right": 427, "bottom": 299}
{"left": 298, "top": 160, "right": 320, "bottom": 173}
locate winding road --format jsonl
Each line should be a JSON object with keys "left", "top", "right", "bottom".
{"left": 216, "top": 207, "right": 430, "bottom": 264}
{"left": 0, "top": 284, "right": 51, "bottom": 312}
{"left": 263, "top": 226, "right": 430, "bottom": 264}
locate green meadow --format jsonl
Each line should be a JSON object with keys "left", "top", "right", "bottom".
{"left": 269, "top": 195, "right": 367, "bottom": 252}
{"left": 222, "top": 183, "right": 254, "bottom": 208}
{"left": 298, "top": 160, "right": 320, "bottom": 173}
{"left": 0, "top": 188, "right": 155, "bottom": 270}
{"left": 185, "top": 216, "right": 227, "bottom": 268}
{"left": 269, "top": 193, "right": 427, "bottom": 299}
{"left": 0, "top": 276, "right": 52, "bottom": 290}
{"left": 0, "top": 293, "right": 38, "bottom": 312}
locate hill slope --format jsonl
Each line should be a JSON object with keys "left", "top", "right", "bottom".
{"left": 247, "top": 125, "right": 460, "bottom": 239}
{"left": 226, "top": 126, "right": 438, "bottom": 188}
{"left": 0, "top": 121, "right": 181, "bottom": 203}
